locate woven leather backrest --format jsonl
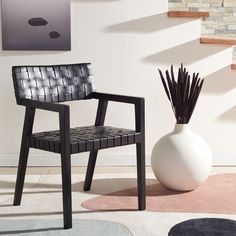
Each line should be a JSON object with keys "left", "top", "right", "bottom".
{"left": 12, "top": 63, "right": 96, "bottom": 102}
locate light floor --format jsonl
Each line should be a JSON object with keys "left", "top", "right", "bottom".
{"left": 1, "top": 166, "right": 236, "bottom": 175}
{"left": 0, "top": 167, "right": 236, "bottom": 235}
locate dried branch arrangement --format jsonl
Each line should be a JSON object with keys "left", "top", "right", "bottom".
{"left": 158, "top": 64, "right": 204, "bottom": 124}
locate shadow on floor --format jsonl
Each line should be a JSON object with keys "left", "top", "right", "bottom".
{"left": 73, "top": 178, "right": 157, "bottom": 195}
{"left": 0, "top": 204, "right": 12, "bottom": 208}
{"left": 0, "top": 178, "right": 190, "bottom": 217}
{"left": 0, "top": 178, "right": 184, "bottom": 197}
{"left": 0, "top": 227, "right": 62, "bottom": 235}
{"left": 0, "top": 178, "right": 155, "bottom": 195}
{"left": 0, "top": 190, "right": 61, "bottom": 196}
{"left": 74, "top": 178, "right": 186, "bottom": 197}
{"left": 0, "top": 180, "right": 61, "bottom": 190}
{"left": 0, "top": 178, "right": 186, "bottom": 196}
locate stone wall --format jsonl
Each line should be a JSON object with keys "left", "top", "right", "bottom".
{"left": 169, "top": 0, "right": 236, "bottom": 58}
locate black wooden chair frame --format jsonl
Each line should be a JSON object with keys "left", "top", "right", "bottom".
{"left": 13, "top": 92, "right": 145, "bottom": 229}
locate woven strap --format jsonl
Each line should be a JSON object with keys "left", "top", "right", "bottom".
{"left": 12, "top": 63, "right": 96, "bottom": 102}
{"left": 30, "top": 126, "right": 140, "bottom": 153}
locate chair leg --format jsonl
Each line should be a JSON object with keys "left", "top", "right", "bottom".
{"left": 83, "top": 151, "right": 98, "bottom": 191}
{"left": 61, "top": 154, "right": 72, "bottom": 229}
{"left": 14, "top": 107, "right": 35, "bottom": 206}
{"left": 136, "top": 142, "right": 146, "bottom": 210}
{"left": 13, "top": 142, "right": 30, "bottom": 206}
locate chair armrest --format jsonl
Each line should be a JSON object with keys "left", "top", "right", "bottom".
{"left": 19, "top": 98, "right": 69, "bottom": 113}
{"left": 91, "top": 92, "right": 144, "bottom": 104}
{"left": 19, "top": 99, "right": 70, "bottom": 148}
{"left": 92, "top": 92, "right": 145, "bottom": 134}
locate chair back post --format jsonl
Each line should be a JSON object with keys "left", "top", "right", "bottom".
{"left": 12, "top": 69, "right": 22, "bottom": 105}
{"left": 135, "top": 98, "right": 145, "bottom": 136}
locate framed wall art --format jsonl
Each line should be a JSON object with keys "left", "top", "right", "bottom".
{"left": 1, "top": 0, "right": 71, "bottom": 51}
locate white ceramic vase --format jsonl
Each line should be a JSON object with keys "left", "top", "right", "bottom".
{"left": 151, "top": 124, "right": 212, "bottom": 191}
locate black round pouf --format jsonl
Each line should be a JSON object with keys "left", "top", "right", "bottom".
{"left": 169, "top": 218, "right": 236, "bottom": 236}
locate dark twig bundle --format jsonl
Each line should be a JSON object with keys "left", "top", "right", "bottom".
{"left": 158, "top": 64, "right": 204, "bottom": 124}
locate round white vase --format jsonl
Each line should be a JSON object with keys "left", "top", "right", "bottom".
{"left": 151, "top": 124, "right": 212, "bottom": 191}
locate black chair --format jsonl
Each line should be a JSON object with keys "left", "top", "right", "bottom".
{"left": 12, "top": 63, "right": 146, "bottom": 229}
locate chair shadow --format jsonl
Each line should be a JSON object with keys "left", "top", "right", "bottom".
{"left": 142, "top": 39, "right": 231, "bottom": 66}
{"left": 105, "top": 12, "right": 196, "bottom": 34}
{"left": 0, "top": 190, "right": 61, "bottom": 196}
{"left": 0, "top": 178, "right": 185, "bottom": 197}
{"left": 0, "top": 178, "right": 188, "bottom": 216}
{"left": 0, "top": 227, "right": 62, "bottom": 235}
{"left": 73, "top": 177, "right": 154, "bottom": 195}
{"left": 73, "top": 178, "right": 186, "bottom": 197}
{"left": 0, "top": 204, "right": 13, "bottom": 208}
{"left": 0, "top": 179, "right": 63, "bottom": 197}
{"left": 0, "top": 180, "right": 61, "bottom": 190}
{"left": 0, "top": 211, "right": 62, "bottom": 218}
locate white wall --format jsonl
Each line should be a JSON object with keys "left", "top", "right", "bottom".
{"left": 0, "top": 0, "right": 235, "bottom": 166}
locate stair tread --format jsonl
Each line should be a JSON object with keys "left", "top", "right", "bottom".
{"left": 200, "top": 37, "right": 236, "bottom": 45}
{"left": 168, "top": 11, "right": 209, "bottom": 18}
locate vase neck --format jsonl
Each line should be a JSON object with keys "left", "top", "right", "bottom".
{"left": 173, "top": 124, "right": 191, "bottom": 134}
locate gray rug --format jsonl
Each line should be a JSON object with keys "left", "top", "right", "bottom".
{"left": 169, "top": 218, "right": 236, "bottom": 236}
{"left": 0, "top": 219, "right": 132, "bottom": 236}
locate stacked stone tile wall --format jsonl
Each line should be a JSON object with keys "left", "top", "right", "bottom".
{"left": 169, "top": 0, "right": 236, "bottom": 58}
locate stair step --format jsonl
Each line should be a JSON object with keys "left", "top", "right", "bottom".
{"left": 145, "top": 39, "right": 232, "bottom": 78}
{"left": 168, "top": 11, "right": 209, "bottom": 18}
{"left": 231, "top": 63, "right": 236, "bottom": 70}
{"left": 200, "top": 37, "right": 236, "bottom": 45}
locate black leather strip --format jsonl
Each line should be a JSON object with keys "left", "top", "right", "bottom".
{"left": 12, "top": 63, "right": 96, "bottom": 102}
{"left": 29, "top": 126, "right": 139, "bottom": 154}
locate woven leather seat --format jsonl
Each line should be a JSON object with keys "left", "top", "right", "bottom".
{"left": 12, "top": 63, "right": 145, "bottom": 229}
{"left": 30, "top": 126, "right": 141, "bottom": 154}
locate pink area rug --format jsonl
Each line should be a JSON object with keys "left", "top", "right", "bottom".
{"left": 82, "top": 174, "right": 236, "bottom": 214}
